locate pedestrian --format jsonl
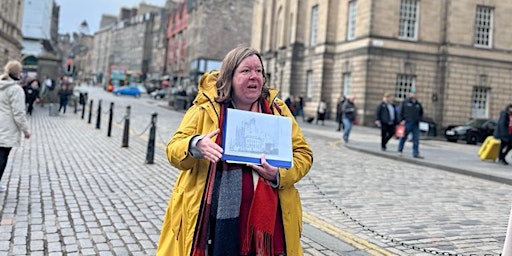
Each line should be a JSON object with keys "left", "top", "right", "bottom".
{"left": 342, "top": 95, "right": 357, "bottom": 143}
{"left": 58, "top": 76, "right": 71, "bottom": 114}
{"left": 397, "top": 88, "right": 424, "bottom": 158}
{"left": 25, "top": 79, "right": 40, "bottom": 115}
{"left": 336, "top": 96, "right": 346, "bottom": 131}
{"left": 285, "top": 95, "right": 296, "bottom": 116}
{"left": 375, "top": 93, "right": 397, "bottom": 151}
{"left": 494, "top": 103, "right": 512, "bottom": 165}
{"left": 157, "top": 46, "right": 313, "bottom": 256}
{"left": 0, "top": 60, "right": 31, "bottom": 192}
{"left": 40, "top": 75, "right": 54, "bottom": 107}
{"left": 295, "top": 95, "right": 305, "bottom": 121}
{"left": 316, "top": 98, "right": 327, "bottom": 125}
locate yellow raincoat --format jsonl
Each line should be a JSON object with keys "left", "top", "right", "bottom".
{"left": 157, "top": 71, "right": 313, "bottom": 255}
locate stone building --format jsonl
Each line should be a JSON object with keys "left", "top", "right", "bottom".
{"left": 0, "top": 0, "right": 24, "bottom": 65}
{"left": 166, "top": 0, "right": 253, "bottom": 85}
{"left": 251, "top": 0, "right": 512, "bottom": 130}
{"left": 90, "top": 3, "right": 165, "bottom": 86}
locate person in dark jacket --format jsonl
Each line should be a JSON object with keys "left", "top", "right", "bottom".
{"left": 25, "top": 80, "right": 40, "bottom": 115}
{"left": 397, "top": 89, "right": 424, "bottom": 158}
{"left": 336, "top": 96, "right": 346, "bottom": 131}
{"left": 58, "top": 77, "right": 71, "bottom": 114}
{"left": 494, "top": 104, "right": 512, "bottom": 165}
{"left": 375, "top": 93, "right": 396, "bottom": 151}
{"left": 342, "top": 96, "right": 356, "bottom": 143}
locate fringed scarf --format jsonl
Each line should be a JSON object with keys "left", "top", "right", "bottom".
{"left": 192, "top": 98, "right": 279, "bottom": 256}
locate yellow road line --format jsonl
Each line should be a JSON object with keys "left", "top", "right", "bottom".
{"left": 303, "top": 212, "right": 396, "bottom": 256}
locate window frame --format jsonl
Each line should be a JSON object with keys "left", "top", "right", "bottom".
{"left": 398, "top": 0, "right": 420, "bottom": 41}
{"left": 347, "top": 0, "right": 357, "bottom": 41}
{"left": 471, "top": 86, "right": 490, "bottom": 118}
{"left": 342, "top": 73, "right": 352, "bottom": 97}
{"left": 306, "top": 70, "right": 314, "bottom": 99}
{"left": 473, "top": 5, "right": 494, "bottom": 48}
{"left": 394, "top": 74, "right": 416, "bottom": 102}
{"left": 310, "top": 5, "right": 319, "bottom": 46}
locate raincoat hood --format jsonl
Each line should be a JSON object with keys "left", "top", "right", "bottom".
{"left": 0, "top": 78, "right": 18, "bottom": 91}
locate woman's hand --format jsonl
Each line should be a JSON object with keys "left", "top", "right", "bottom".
{"left": 248, "top": 154, "right": 278, "bottom": 182}
{"left": 196, "top": 129, "right": 224, "bottom": 162}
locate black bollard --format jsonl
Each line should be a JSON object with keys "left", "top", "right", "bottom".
{"left": 81, "top": 93, "right": 87, "bottom": 119}
{"left": 145, "top": 112, "right": 158, "bottom": 164}
{"left": 96, "top": 100, "right": 102, "bottom": 129}
{"left": 122, "top": 106, "right": 131, "bottom": 148}
{"left": 88, "top": 99, "right": 93, "bottom": 124}
{"left": 74, "top": 97, "right": 77, "bottom": 114}
{"left": 107, "top": 102, "right": 114, "bottom": 137}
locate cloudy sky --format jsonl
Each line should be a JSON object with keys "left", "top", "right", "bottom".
{"left": 55, "top": 0, "right": 167, "bottom": 34}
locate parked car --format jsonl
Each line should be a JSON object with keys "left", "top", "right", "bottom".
{"left": 444, "top": 118, "right": 497, "bottom": 144}
{"left": 112, "top": 85, "right": 141, "bottom": 97}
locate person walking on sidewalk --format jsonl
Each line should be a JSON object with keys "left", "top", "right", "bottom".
{"left": 0, "top": 60, "right": 31, "bottom": 193}
{"left": 25, "top": 79, "right": 40, "bottom": 115}
{"left": 494, "top": 104, "right": 512, "bottom": 165}
{"left": 157, "top": 46, "right": 313, "bottom": 256}
{"left": 375, "top": 93, "right": 397, "bottom": 151}
{"left": 397, "top": 88, "right": 424, "bottom": 158}
{"left": 316, "top": 98, "right": 327, "bottom": 125}
{"left": 336, "top": 96, "right": 346, "bottom": 131}
{"left": 342, "top": 95, "right": 357, "bottom": 143}
{"left": 58, "top": 76, "right": 71, "bottom": 114}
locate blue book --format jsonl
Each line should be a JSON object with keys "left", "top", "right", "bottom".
{"left": 221, "top": 108, "right": 293, "bottom": 168}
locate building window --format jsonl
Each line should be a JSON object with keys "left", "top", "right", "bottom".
{"left": 398, "top": 0, "right": 419, "bottom": 40}
{"left": 306, "top": 70, "right": 313, "bottom": 99}
{"left": 395, "top": 74, "right": 415, "bottom": 101}
{"left": 343, "top": 73, "right": 351, "bottom": 97}
{"left": 347, "top": 0, "right": 357, "bottom": 40}
{"left": 310, "top": 5, "right": 318, "bottom": 46}
{"left": 474, "top": 6, "right": 493, "bottom": 48}
{"left": 471, "top": 87, "right": 489, "bottom": 118}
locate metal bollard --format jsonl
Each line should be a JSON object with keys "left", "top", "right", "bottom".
{"left": 145, "top": 112, "right": 158, "bottom": 164}
{"left": 122, "top": 106, "right": 131, "bottom": 148}
{"left": 96, "top": 100, "right": 102, "bottom": 129}
{"left": 81, "top": 93, "right": 87, "bottom": 119}
{"left": 88, "top": 99, "right": 93, "bottom": 124}
{"left": 107, "top": 102, "right": 114, "bottom": 137}
{"left": 74, "top": 97, "right": 77, "bottom": 114}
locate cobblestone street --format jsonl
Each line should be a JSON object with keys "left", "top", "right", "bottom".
{"left": 0, "top": 86, "right": 511, "bottom": 255}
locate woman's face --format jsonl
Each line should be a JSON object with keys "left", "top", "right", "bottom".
{"left": 231, "top": 55, "right": 264, "bottom": 109}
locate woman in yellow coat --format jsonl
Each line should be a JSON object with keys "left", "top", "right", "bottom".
{"left": 157, "top": 47, "right": 313, "bottom": 256}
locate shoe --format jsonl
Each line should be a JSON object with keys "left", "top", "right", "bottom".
{"left": 499, "top": 159, "right": 509, "bottom": 165}
{"left": 0, "top": 184, "right": 6, "bottom": 193}
{"left": 381, "top": 147, "right": 386, "bottom": 151}
{"left": 413, "top": 155, "right": 424, "bottom": 159}
{"left": 398, "top": 151, "right": 403, "bottom": 157}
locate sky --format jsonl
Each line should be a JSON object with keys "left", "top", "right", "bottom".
{"left": 54, "top": 0, "right": 167, "bottom": 35}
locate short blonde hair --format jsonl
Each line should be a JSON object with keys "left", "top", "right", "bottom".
{"left": 4, "top": 60, "right": 22, "bottom": 76}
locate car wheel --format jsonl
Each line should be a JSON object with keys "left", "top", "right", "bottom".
{"left": 466, "top": 132, "right": 478, "bottom": 145}
{"left": 447, "top": 138, "right": 457, "bottom": 143}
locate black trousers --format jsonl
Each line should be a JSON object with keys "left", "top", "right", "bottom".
{"left": 0, "top": 147, "right": 12, "bottom": 181}
{"left": 499, "top": 139, "right": 512, "bottom": 161}
{"left": 381, "top": 123, "right": 396, "bottom": 149}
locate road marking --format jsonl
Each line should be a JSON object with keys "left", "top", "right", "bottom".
{"left": 303, "top": 212, "right": 395, "bottom": 256}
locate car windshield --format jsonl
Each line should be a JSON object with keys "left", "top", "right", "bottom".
{"left": 466, "top": 119, "right": 487, "bottom": 127}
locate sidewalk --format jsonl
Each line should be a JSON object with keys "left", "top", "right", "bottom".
{"left": 298, "top": 119, "right": 512, "bottom": 186}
